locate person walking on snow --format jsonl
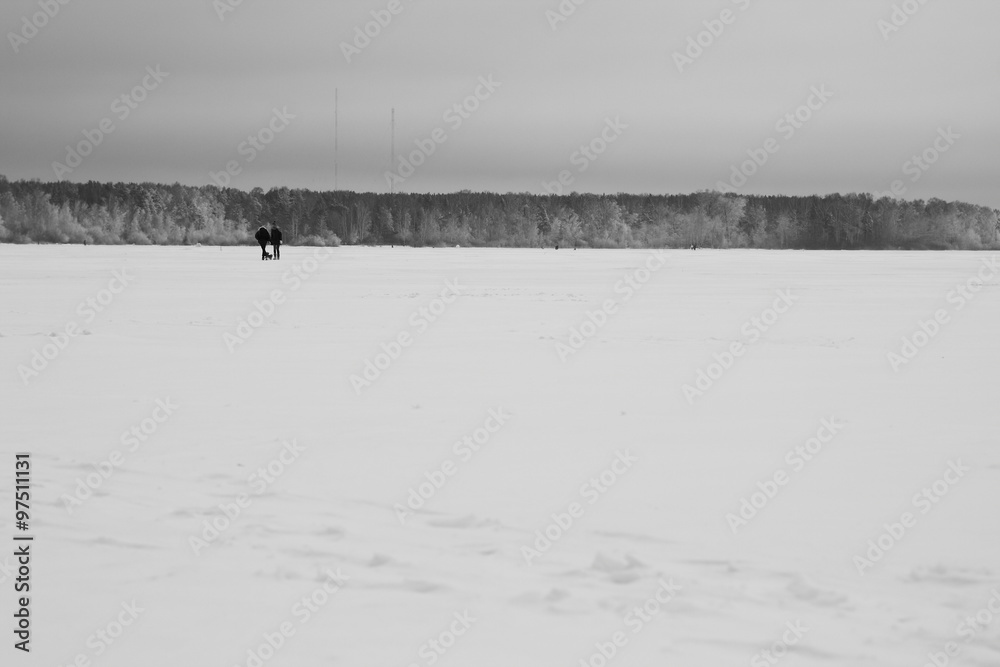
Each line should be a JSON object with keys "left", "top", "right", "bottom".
{"left": 270, "top": 223, "right": 283, "bottom": 260}
{"left": 254, "top": 226, "right": 271, "bottom": 260}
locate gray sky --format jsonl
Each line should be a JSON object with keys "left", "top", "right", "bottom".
{"left": 2, "top": 0, "right": 998, "bottom": 207}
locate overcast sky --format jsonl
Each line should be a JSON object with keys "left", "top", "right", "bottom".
{"left": 2, "top": 0, "right": 998, "bottom": 207}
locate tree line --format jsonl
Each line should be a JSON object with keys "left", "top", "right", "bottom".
{"left": 1, "top": 175, "right": 997, "bottom": 250}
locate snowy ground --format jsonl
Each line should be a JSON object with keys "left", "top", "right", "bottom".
{"left": 2, "top": 245, "right": 999, "bottom": 667}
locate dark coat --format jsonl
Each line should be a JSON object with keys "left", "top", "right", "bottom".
{"left": 255, "top": 227, "right": 270, "bottom": 244}
{"left": 270, "top": 227, "right": 283, "bottom": 244}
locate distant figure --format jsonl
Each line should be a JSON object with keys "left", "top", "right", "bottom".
{"left": 555, "top": 244, "right": 559, "bottom": 250}
{"left": 270, "top": 223, "right": 283, "bottom": 260}
{"left": 691, "top": 243, "right": 698, "bottom": 250}
{"left": 254, "top": 226, "right": 271, "bottom": 260}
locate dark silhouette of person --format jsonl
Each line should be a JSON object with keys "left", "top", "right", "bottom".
{"left": 270, "top": 224, "right": 283, "bottom": 260}
{"left": 254, "top": 226, "right": 271, "bottom": 260}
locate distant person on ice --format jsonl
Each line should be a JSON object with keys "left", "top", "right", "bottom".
{"left": 254, "top": 226, "right": 271, "bottom": 260}
{"left": 270, "top": 223, "right": 282, "bottom": 260}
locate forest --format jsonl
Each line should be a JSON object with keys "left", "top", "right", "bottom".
{"left": 0, "top": 175, "right": 997, "bottom": 250}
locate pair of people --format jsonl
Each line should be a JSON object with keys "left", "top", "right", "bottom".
{"left": 254, "top": 224, "right": 283, "bottom": 260}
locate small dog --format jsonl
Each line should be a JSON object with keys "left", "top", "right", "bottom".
{"left": 263, "top": 251, "right": 274, "bottom": 260}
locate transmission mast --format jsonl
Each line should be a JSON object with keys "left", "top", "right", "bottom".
{"left": 334, "top": 88, "right": 339, "bottom": 192}
{"left": 390, "top": 108, "right": 396, "bottom": 194}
